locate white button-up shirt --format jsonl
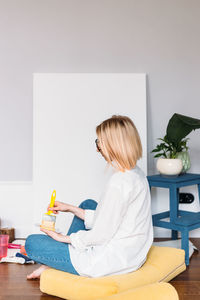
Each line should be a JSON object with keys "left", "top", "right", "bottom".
{"left": 69, "top": 165, "right": 153, "bottom": 277}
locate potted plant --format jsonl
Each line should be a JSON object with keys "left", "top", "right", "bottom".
{"left": 151, "top": 113, "right": 200, "bottom": 176}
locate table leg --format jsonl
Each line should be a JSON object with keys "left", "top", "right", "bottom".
{"left": 169, "top": 186, "right": 179, "bottom": 221}
{"left": 181, "top": 229, "right": 189, "bottom": 265}
{"left": 169, "top": 186, "right": 179, "bottom": 240}
{"left": 172, "top": 230, "right": 178, "bottom": 240}
{"left": 198, "top": 184, "right": 200, "bottom": 204}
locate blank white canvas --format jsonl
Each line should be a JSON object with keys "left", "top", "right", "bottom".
{"left": 33, "top": 73, "right": 147, "bottom": 233}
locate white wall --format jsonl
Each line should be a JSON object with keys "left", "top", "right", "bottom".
{"left": 32, "top": 73, "right": 147, "bottom": 235}
{"left": 0, "top": 0, "right": 200, "bottom": 237}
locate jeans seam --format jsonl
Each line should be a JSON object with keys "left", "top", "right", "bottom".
{"left": 30, "top": 254, "right": 70, "bottom": 263}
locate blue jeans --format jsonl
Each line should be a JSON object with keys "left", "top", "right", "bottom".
{"left": 25, "top": 199, "right": 98, "bottom": 275}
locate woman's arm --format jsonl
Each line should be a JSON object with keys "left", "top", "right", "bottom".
{"left": 48, "top": 201, "right": 85, "bottom": 220}
{"left": 40, "top": 228, "right": 72, "bottom": 243}
{"left": 70, "top": 205, "right": 96, "bottom": 229}
{"left": 41, "top": 204, "right": 96, "bottom": 242}
{"left": 69, "top": 205, "right": 85, "bottom": 220}
{"left": 48, "top": 201, "right": 96, "bottom": 229}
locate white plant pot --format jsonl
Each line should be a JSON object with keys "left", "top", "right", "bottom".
{"left": 156, "top": 158, "right": 183, "bottom": 177}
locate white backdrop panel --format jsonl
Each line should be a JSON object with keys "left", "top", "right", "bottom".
{"left": 33, "top": 73, "right": 147, "bottom": 233}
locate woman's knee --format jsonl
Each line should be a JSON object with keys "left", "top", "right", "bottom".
{"left": 79, "top": 199, "right": 98, "bottom": 210}
{"left": 25, "top": 234, "right": 44, "bottom": 256}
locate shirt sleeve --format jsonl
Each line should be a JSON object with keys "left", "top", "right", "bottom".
{"left": 69, "top": 183, "right": 129, "bottom": 252}
{"left": 84, "top": 209, "right": 96, "bottom": 229}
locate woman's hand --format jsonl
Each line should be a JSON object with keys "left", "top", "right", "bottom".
{"left": 47, "top": 201, "right": 72, "bottom": 214}
{"left": 40, "top": 228, "right": 71, "bottom": 243}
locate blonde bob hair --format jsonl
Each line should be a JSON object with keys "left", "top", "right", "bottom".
{"left": 96, "top": 115, "right": 142, "bottom": 172}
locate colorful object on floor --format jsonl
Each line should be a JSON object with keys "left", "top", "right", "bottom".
{"left": 0, "top": 239, "right": 34, "bottom": 264}
{"left": 40, "top": 246, "right": 185, "bottom": 300}
{"left": 20, "top": 245, "right": 27, "bottom": 256}
{"left": 40, "top": 190, "right": 57, "bottom": 231}
{"left": 16, "top": 253, "right": 34, "bottom": 264}
{"left": 0, "top": 256, "right": 25, "bottom": 264}
{"left": 8, "top": 243, "right": 21, "bottom": 249}
{"left": 0, "top": 235, "right": 9, "bottom": 259}
{"left": 0, "top": 254, "right": 35, "bottom": 264}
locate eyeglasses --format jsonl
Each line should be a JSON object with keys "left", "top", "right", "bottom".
{"left": 95, "top": 139, "right": 101, "bottom": 152}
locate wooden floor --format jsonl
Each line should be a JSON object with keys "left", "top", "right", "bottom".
{"left": 0, "top": 238, "right": 200, "bottom": 300}
{"left": 171, "top": 238, "right": 200, "bottom": 300}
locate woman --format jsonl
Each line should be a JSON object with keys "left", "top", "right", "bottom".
{"left": 25, "top": 115, "right": 153, "bottom": 279}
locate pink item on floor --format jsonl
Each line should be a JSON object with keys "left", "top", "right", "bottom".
{"left": 8, "top": 243, "right": 21, "bottom": 249}
{"left": 0, "top": 235, "right": 9, "bottom": 259}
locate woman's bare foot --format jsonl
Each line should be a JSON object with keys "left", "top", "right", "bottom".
{"left": 27, "top": 265, "right": 49, "bottom": 280}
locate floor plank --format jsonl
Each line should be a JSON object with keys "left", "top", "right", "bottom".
{"left": 0, "top": 238, "right": 200, "bottom": 299}
{"left": 170, "top": 238, "right": 200, "bottom": 299}
{"left": 0, "top": 263, "right": 61, "bottom": 300}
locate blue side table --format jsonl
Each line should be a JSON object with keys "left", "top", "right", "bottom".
{"left": 147, "top": 173, "right": 200, "bottom": 265}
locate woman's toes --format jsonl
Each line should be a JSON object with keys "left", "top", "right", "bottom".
{"left": 26, "top": 265, "right": 49, "bottom": 280}
{"left": 27, "top": 272, "right": 40, "bottom": 280}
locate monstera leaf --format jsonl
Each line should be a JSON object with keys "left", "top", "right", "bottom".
{"left": 166, "top": 113, "right": 200, "bottom": 144}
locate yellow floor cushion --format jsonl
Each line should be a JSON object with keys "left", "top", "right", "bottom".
{"left": 40, "top": 245, "right": 185, "bottom": 300}
{"left": 97, "top": 282, "right": 179, "bottom": 300}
